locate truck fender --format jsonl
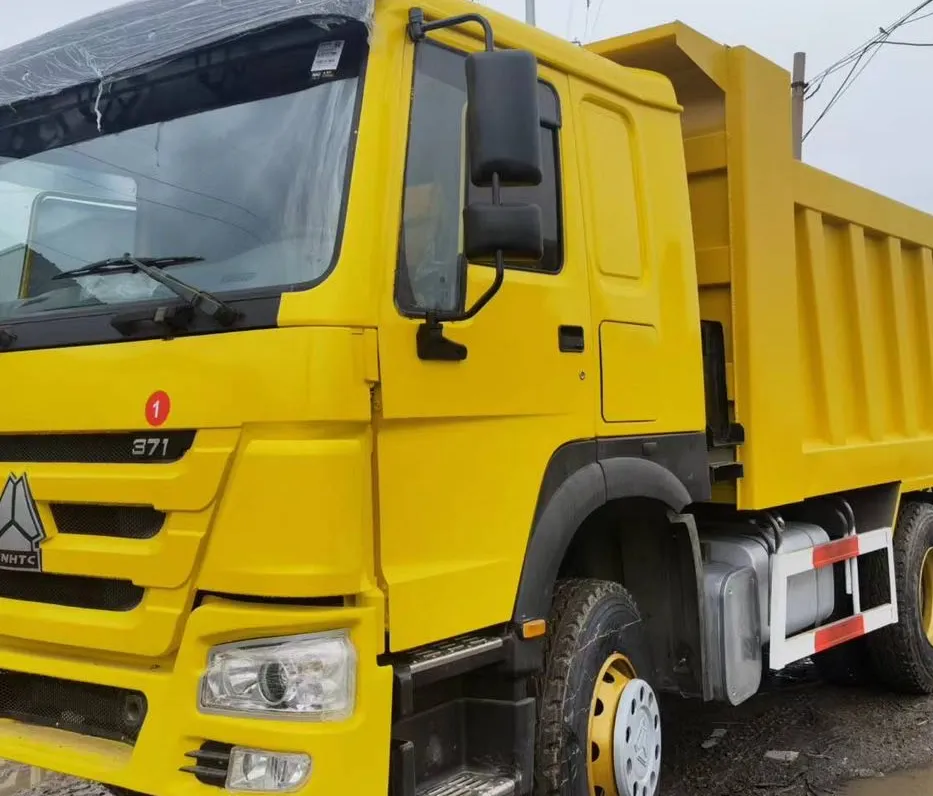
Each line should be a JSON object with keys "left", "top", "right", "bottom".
{"left": 513, "top": 451, "right": 694, "bottom": 624}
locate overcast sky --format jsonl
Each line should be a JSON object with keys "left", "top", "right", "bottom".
{"left": 3, "top": 0, "right": 931, "bottom": 211}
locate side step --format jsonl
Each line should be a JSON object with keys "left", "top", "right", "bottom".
{"left": 393, "top": 635, "right": 506, "bottom": 715}
{"left": 769, "top": 525, "right": 898, "bottom": 670}
{"left": 389, "top": 633, "right": 535, "bottom": 796}
{"left": 419, "top": 771, "right": 518, "bottom": 796}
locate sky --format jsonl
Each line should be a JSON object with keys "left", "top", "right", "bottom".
{"left": 3, "top": 0, "right": 932, "bottom": 211}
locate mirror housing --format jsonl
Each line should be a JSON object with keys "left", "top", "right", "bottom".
{"left": 466, "top": 50, "right": 542, "bottom": 188}
{"left": 464, "top": 203, "right": 543, "bottom": 263}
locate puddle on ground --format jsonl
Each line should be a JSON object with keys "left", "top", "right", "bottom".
{"left": 843, "top": 768, "right": 933, "bottom": 796}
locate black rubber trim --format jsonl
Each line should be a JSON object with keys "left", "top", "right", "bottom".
{"left": 0, "top": 295, "right": 279, "bottom": 353}
{"left": 0, "top": 430, "right": 195, "bottom": 464}
{"left": 181, "top": 741, "right": 232, "bottom": 788}
{"left": 514, "top": 431, "right": 710, "bottom": 623}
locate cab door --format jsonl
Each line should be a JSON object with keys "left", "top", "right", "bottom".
{"left": 374, "top": 32, "right": 596, "bottom": 651}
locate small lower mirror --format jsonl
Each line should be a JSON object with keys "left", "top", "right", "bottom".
{"left": 463, "top": 202, "right": 543, "bottom": 263}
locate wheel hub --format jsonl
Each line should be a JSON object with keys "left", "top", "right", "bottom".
{"left": 588, "top": 655, "right": 662, "bottom": 796}
{"left": 920, "top": 547, "right": 933, "bottom": 645}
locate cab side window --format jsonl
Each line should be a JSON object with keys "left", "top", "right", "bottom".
{"left": 396, "top": 42, "right": 563, "bottom": 314}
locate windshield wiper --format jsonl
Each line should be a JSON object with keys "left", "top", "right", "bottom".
{"left": 53, "top": 255, "right": 240, "bottom": 327}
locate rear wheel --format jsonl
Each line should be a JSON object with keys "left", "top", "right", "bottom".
{"left": 536, "top": 578, "right": 661, "bottom": 796}
{"left": 865, "top": 501, "right": 933, "bottom": 694}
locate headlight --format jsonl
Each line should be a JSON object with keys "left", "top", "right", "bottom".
{"left": 199, "top": 631, "right": 356, "bottom": 720}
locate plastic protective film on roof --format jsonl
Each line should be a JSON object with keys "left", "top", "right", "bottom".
{"left": 0, "top": 0, "right": 374, "bottom": 108}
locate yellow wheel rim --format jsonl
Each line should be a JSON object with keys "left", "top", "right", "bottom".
{"left": 920, "top": 547, "right": 933, "bottom": 645}
{"left": 588, "top": 654, "right": 636, "bottom": 796}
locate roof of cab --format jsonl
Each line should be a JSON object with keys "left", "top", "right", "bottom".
{"left": 384, "top": 0, "right": 683, "bottom": 112}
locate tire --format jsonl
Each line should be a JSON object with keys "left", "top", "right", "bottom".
{"left": 535, "top": 578, "right": 658, "bottom": 796}
{"left": 865, "top": 500, "right": 933, "bottom": 694}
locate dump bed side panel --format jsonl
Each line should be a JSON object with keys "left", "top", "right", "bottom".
{"left": 795, "top": 164, "right": 933, "bottom": 496}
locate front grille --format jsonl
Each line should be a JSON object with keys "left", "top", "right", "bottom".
{"left": 0, "top": 431, "right": 196, "bottom": 464}
{"left": 51, "top": 504, "right": 165, "bottom": 539}
{"left": 0, "top": 670, "right": 146, "bottom": 744}
{"left": 0, "top": 571, "right": 143, "bottom": 611}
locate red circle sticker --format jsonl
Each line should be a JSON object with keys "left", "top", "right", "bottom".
{"left": 145, "top": 391, "right": 171, "bottom": 427}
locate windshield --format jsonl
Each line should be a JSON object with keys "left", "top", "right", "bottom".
{"left": 0, "top": 18, "right": 366, "bottom": 329}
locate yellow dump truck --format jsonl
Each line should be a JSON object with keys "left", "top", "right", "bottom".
{"left": 0, "top": 1, "right": 932, "bottom": 794}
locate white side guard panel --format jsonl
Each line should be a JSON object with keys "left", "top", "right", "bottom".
{"left": 769, "top": 526, "right": 898, "bottom": 670}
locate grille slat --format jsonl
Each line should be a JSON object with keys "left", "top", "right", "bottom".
{"left": 0, "top": 671, "right": 146, "bottom": 744}
{"left": 0, "top": 431, "right": 195, "bottom": 464}
{"left": 183, "top": 742, "right": 233, "bottom": 787}
{"left": 0, "top": 571, "right": 143, "bottom": 611}
{"left": 51, "top": 504, "right": 165, "bottom": 539}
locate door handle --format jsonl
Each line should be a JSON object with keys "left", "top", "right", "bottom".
{"left": 558, "top": 325, "right": 585, "bottom": 353}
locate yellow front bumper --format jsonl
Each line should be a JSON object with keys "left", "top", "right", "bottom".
{"left": 0, "top": 599, "right": 392, "bottom": 796}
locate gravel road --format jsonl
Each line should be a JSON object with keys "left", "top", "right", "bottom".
{"left": 1, "top": 663, "right": 931, "bottom": 796}
{"left": 662, "top": 663, "right": 933, "bottom": 796}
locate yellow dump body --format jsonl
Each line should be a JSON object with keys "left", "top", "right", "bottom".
{"left": 590, "top": 23, "right": 933, "bottom": 510}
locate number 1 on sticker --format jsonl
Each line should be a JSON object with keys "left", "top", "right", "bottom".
{"left": 145, "top": 391, "right": 171, "bottom": 427}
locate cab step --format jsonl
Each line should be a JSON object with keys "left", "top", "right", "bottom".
{"left": 392, "top": 635, "right": 506, "bottom": 715}
{"left": 407, "top": 636, "right": 504, "bottom": 676}
{"left": 418, "top": 770, "right": 518, "bottom": 796}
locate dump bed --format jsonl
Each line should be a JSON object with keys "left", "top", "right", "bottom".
{"left": 590, "top": 23, "right": 933, "bottom": 510}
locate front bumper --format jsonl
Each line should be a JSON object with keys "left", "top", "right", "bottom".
{"left": 0, "top": 598, "right": 392, "bottom": 796}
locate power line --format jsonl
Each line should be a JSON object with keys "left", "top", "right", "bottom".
{"left": 877, "top": 38, "right": 933, "bottom": 46}
{"left": 808, "top": 38, "right": 887, "bottom": 140}
{"left": 804, "top": 0, "right": 933, "bottom": 139}
{"left": 808, "top": 0, "right": 933, "bottom": 88}
{"left": 589, "top": 0, "right": 607, "bottom": 40}
{"left": 807, "top": 36, "right": 933, "bottom": 99}
{"left": 902, "top": 7, "right": 933, "bottom": 25}
{"left": 803, "top": 44, "right": 875, "bottom": 141}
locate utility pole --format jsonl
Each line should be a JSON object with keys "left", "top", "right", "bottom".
{"left": 525, "top": 0, "right": 536, "bottom": 26}
{"left": 791, "top": 52, "right": 806, "bottom": 159}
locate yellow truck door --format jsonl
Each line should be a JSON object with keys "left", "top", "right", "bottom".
{"left": 375, "top": 35, "right": 595, "bottom": 651}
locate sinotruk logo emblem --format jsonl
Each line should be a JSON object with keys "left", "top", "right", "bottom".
{"left": 0, "top": 475, "right": 46, "bottom": 571}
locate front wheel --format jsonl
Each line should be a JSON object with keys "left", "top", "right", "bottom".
{"left": 536, "top": 578, "right": 661, "bottom": 796}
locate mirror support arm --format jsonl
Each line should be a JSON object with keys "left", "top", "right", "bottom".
{"left": 416, "top": 173, "right": 507, "bottom": 362}
{"left": 407, "top": 9, "right": 523, "bottom": 362}
{"left": 407, "top": 8, "right": 495, "bottom": 52}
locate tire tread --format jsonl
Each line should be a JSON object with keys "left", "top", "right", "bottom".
{"left": 865, "top": 500, "right": 933, "bottom": 694}
{"left": 536, "top": 578, "right": 640, "bottom": 795}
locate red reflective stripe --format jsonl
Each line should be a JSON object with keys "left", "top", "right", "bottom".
{"left": 812, "top": 536, "right": 860, "bottom": 568}
{"left": 814, "top": 615, "right": 866, "bottom": 653}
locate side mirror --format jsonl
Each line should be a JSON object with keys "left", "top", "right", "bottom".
{"left": 464, "top": 203, "right": 543, "bottom": 263}
{"left": 466, "top": 49, "right": 542, "bottom": 188}
{"left": 407, "top": 8, "right": 546, "bottom": 362}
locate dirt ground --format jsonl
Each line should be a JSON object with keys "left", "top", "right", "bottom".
{"left": 0, "top": 662, "right": 931, "bottom": 796}
{"left": 661, "top": 663, "right": 933, "bottom": 796}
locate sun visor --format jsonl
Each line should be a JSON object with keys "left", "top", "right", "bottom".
{"left": 0, "top": 0, "right": 374, "bottom": 109}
